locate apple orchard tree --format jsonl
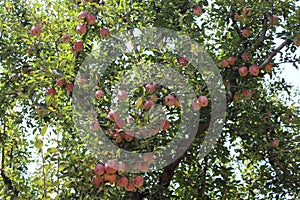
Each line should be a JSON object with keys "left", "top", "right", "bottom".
{"left": 0, "top": 0, "right": 300, "bottom": 199}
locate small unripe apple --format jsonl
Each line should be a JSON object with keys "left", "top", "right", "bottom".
{"left": 86, "top": 13, "right": 96, "bottom": 25}
{"left": 94, "top": 164, "right": 105, "bottom": 176}
{"left": 76, "top": 23, "right": 87, "bottom": 35}
{"left": 242, "top": 29, "right": 250, "bottom": 37}
{"left": 221, "top": 59, "right": 229, "bottom": 68}
{"left": 100, "top": 28, "right": 110, "bottom": 39}
{"left": 105, "top": 160, "right": 117, "bottom": 174}
{"left": 61, "top": 34, "right": 71, "bottom": 43}
{"left": 228, "top": 57, "right": 236, "bottom": 65}
{"left": 264, "top": 63, "right": 273, "bottom": 73}
{"left": 271, "top": 139, "right": 279, "bottom": 147}
{"left": 239, "top": 66, "right": 248, "bottom": 77}
{"left": 249, "top": 65, "right": 260, "bottom": 76}
{"left": 197, "top": 96, "right": 208, "bottom": 107}
{"left": 65, "top": 82, "right": 74, "bottom": 92}
{"left": 31, "top": 25, "right": 42, "bottom": 36}
{"left": 117, "top": 176, "right": 129, "bottom": 188}
{"left": 134, "top": 175, "right": 144, "bottom": 187}
{"left": 56, "top": 79, "right": 65, "bottom": 87}
{"left": 125, "top": 182, "right": 135, "bottom": 191}
{"left": 104, "top": 173, "right": 117, "bottom": 184}
{"left": 117, "top": 90, "right": 128, "bottom": 101}
{"left": 95, "top": 90, "right": 105, "bottom": 100}
{"left": 46, "top": 88, "right": 56, "bottom": 97}
{"left": 193, "top": 6, "right": 202, "bottom": 17}
{"left": 269, "top": 15, "right": 278, "bottom": 25}
{"left": 73, "top": 41, "right": 84, "bottom": 52}
{"left": 77, "top": 11, "right": 87, "bottom": 20}
{"left": 178, "top": 57, "right": 188, "bottom": 66}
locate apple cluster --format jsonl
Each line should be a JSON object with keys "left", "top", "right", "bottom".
{"left": 45, "top": 79, "right": 74, "bottom": 98}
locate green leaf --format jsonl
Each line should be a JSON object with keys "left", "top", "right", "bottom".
{"left": 34, "top": 138, "right": 43, "bottom": 149}
{"left": 40, "top": 124, "right": 48, "bottom": 136}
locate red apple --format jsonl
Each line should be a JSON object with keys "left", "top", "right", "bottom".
{"left": 73, "top": 41, "right": 84, "bottom": 52}
{"left": 242, "top": 90, "right": 255, "bottom": 97}
{"left": 161, "top": 120, "right": 170, "bottom": 130}
{"left": 249, "top": 65, "right": 260, "bottom": 76}
{"left": 144, "top": 100, "right": 154, "bottom": 110}
{"left": 134, "top": 176, "right": 144, "bottom": 187}
{"left": 221, "top": 59, "right": 229, "bottom": 68}
{"left": 117, "top": 90, "right": 128, "bottom": 101}
{"left": 271, "top": 139, "right": 279, "bottom": 147}
{"left": 76, "top": 23, "right": 87, "bottom": 35}
{"left": 108, "top": 110, "right": 120, "bottom": 121}
{"left": 178, "top": 57, "right": 188, "bottom": 66}
{"left": 265, "top": 63, "right": 273, "bottom": 73}
{"left": 149, "top": 95, "right": 158, "bottom": 103}
{"left": 197, "top": 96, "right": 208, "bottom": 107}
{"left": 46, "top": 88, "right": 56, "bottom": 97}
{"left": 100, "top": 28, "right": 110, "bottom": 39}
{"left": 104, "top": 173, "right": 117, "bottom": 184}
{"left": 193, "top": 6, "right": 202, "bottom": 17}
{"left": 93, "top": 176, "right": 104, "bottom": 187}
{"left": 123, "top": 131, "right": 134, "bottom": 142}
{"left": 241, "top": 51, "right": 251, "bottom": 61}
{"left": 94, "top": 163, "right": 105, "bottom": 176}
{"left": 86, "top": 13, "right": 96, "bottom": 25}
{"left": 228, "top": 57, "right": 236, "bottom": 66}
{"left": 61, "top": 34, "right": 71, "bottom": 43}
{"left": 31, "top": 25, "right": 41, "bottom": 36}
{"left": 90, "top": 121, "right": 100, "bottom": 131}
{"left": 77, "top": 11, "right": 87, "bottom": 20}
{"left": 95, "top": 90, "right": 105, "bottom": 100}
{"left": 125, "top": 182, "right": 135, "bottom": 191}
{"left": 117, "top": 162, "right": 126, "bottom": 173}
{"left": 56, "top": 79, "right": 65, "bottom": 87}
{"left": 105, "top": 160, "right": 117, "bottom": 174}
{"left": 65, "top": 82, "right": 74, "bottom": 92}
{"left": 165, "top": 95, "right": 176, "bottom": 106}
{"left": 192, "top": 101, "right": 201, "bottom": 110}
{"left": 145, "top": 83, "right": 157, "bottom": 94}
{"left": 112, "top": 133, "right": 123, "bottom": 144}
{"left": 138, "top": 161, "right": 149, "bottom": 173}
{"left": 115, "top": 118, "right": 125, "bottom": 129}
{"left": 239, "top": 66, "right": 248, "bottom": 77}
{"left": 242, "top": 29, "right": 250, "bottom": 37}
{"left": 117, "top": 176, "right": 129, "bottom": 188}
{"left": 143, "top": 153, "right": 154, "bottom": 164}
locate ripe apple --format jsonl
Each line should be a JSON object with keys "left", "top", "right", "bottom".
{"left": 95, "top": 90, "right": 105, "bottom": 100}
{"left": 105, "top": 160, "right": 117, "bottom": 174}
{"left": 238, "top": 66, "right": 248, "bottom": 77}
{"left": 145, "top": 83, "right": 157, "bottom": 94}
{"left": 197, "top": 96, "right": 209, "bottom": 107}
{"left": 86, "top": 13, "right": 96, "bottom": 25}
{"left": 293, "top": 35, "right": 300, "bottom": 46}
{"left": 228, "top": 57, "right": 236, "bottom": 66}
{"left": 265, "top": 63, "right": 273, "bottom": 73}
{"left": 144, "top": 100, "right": 154, "bottom": 110}
{"left": 123, "top": 131, "right": 134, "bottom": 142}
{"left": 90, "top": 121, "right": 100, "bottom": 131}
{"left": 31, "top": 25, "right": 42, "bottom": 36}
{"left": 249, "top": 65, "right": 260, "bottom": 76}
{"left": 77, "top": 11, "right": 87, "bottom": 20}
{"left": 117, "top": 176, "right": 129, "bottom": 188}
{"left": 117, "top": 90, "right": 128, "bottom": 101}
{"left": 143, "top": 153, "right": 154, "bottom": 164}
{"left": 192, "top": 101, "right": 201, "bottom": 110}
{"left": 117, "top": 161, "right": 126, "bottom": 172}
{"left": 221, "top": 59, "right": 229, "bottom": 68}
{"left": 242, "top": 8, "right": 252, "bottom": 16}
{"left": 46, "top": 88, "right": 56, "bottom": 97}
{"left": 94, "top": 163, "right": 105, "bottom": 176}
{"left": 115, "top": 118, "right": 125, "bottom": 129}
{"left": 242, "top": 90, "right": 255, "bottom": 97}
{"left": 93, "top": 176, "right": 103, "bottom": 187}
{"left": 56, "top": 79, "right": 65, "bottom": 87}
{"left": 165, "top": 95, "right": 176, "bottom": 106}
{"left": 161, "top": 120, "right": 170, "bottom": 130}
{"left": 241, "top": 52, "right": 251, "bottom": 61}
{"left": 134, "top": 176, "right": 144, "bottom": 187}
{"left": 100, "top": 28, "right": 110, "bottom": 39}
{"left": 269, "top": 15, "right": 278, "bottom": 25}
{"left": 193, "top": 6, "right": 202, "bottom": 17}
{"left": 150, "top": 94, "right": 158, "bottom": 102}
{"left": 76, "top": 24, "right": 87, "bottom": 35}
{"left": 271, "top": 139, "right": 279, "bottom": 147}
{"left": 61, "top": 34, "right": 71, "bottom": 43}
{"left": 104, "top": 173, "right": 117, "bottom": 184}
{"left": 138, "top": 161, "right": 149, "bottom": 173}
{"left": 108, "top": 110, "right": 120, "bottom": 121}
{"left": 112, "top": 133, "right": 123, "bottom": 144}
{"left": 73, "top": 41, "right": 84, "bottom": 52}
{"left": 65, "top": 82, "right": 74, "bottom": 92}
{"left": 242, "top": 29, "right": 250, "bottom": 37}
{"left": 125, "top": 182, "right": 135, "bottom": 191}
{"left": 178, "top": 57, "right": 188, "bottom": 66}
